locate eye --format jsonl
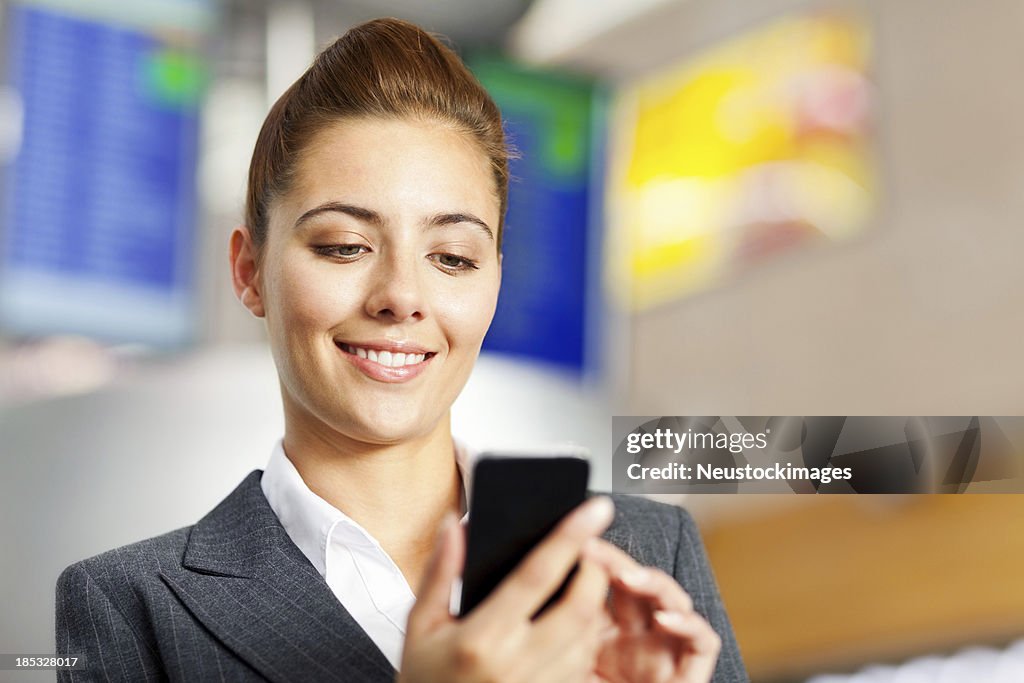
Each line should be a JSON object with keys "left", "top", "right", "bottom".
{"left": 313, "top": 244, "right": 369, "bottom": 259}
{"left": 430, "top": 253, "right": 479, "bottom": 272}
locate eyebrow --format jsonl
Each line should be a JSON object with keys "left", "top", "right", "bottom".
{"left": 426, "top": 212, "right": 494, "bottom": 240}
{"left": 294, "top": 202, "right": 383, "bottom": 229}
{"left": 294, "top": 202, "right": 494, "bottom": 240}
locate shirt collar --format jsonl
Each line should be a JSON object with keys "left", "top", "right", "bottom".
{"left": 260, "top": 438, "right": 475, "bottom": 578}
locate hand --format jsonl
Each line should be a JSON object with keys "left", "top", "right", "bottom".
{"left": 584, "top": 539, "right": 721, "bottom": 683}
{"left": 397, "top": 497, "right": 616, "bottom": 683}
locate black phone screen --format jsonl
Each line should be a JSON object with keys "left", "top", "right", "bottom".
{"left": 459, "top": 455, "right": 589, "bottom": 618}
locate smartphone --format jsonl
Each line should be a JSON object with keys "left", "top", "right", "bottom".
{"left": 459, "top": 453, "right": 590, "bottom": 618}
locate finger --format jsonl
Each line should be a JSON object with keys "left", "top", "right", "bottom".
{"left": 581, "top": 537, "right": 637, "bottom": 576}
{"left": 653, "top": 610, "right": 720, "bottom": 652}
{"left": 653, "top": 610, "right": 722, "bottom": 682}
{"left": 407, "top": 512, "right": 463, "bottom": 636}
{"left": 618, "top": 568, "right": 694, "bottom": 614}
{"left": 530, "top": 575, "right": 609, "bottom": 683}
{"left": 582, "top": 539, "right": 648, "bottom": 631}
{"left": 609, "top": 582, "right": 650, "bottom": 635}
{"left": 474, "top": 496, "right": 615, "bottom": 623}
{"left": 584, "top": 539, "right": 694, "bottom": 614}
{"left": 532, "top": 557, "right": 610, "bottom": 646}
{"left": 538, "top": 619, "right": 605, "bottom": 683}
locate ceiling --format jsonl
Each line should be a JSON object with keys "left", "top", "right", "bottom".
{"left": 221, "top": 0, "right": 535, "bottom": 53}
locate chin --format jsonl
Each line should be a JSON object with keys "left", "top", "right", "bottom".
{"left": 348, "top": 423, "right": 433, "bottom": 446}
{"left": 335, "top": 406, "right": 438, "bottom": 446}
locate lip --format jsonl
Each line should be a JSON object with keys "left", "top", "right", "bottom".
{"left": 334, "top": 339, "right": 436, "bottom": 383}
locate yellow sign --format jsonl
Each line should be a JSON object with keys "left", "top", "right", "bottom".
{"left": 606, "top": 14, "right": 874, "bottom": 310}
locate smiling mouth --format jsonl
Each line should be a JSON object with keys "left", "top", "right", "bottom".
{"left": 336, "top": 343, "right": 436, "bottom": 368}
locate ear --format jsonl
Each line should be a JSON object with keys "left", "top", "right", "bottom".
{"left": 229, "top": 225, "right": 266, "bottom": 318}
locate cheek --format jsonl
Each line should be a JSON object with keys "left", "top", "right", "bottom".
{"left": 439, "top": 277, "right": 500, "bottom": 351}
{"left": 273, "top": 259, "right": 359, "bottom": 333}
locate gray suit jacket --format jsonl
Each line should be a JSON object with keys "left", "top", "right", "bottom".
{"left": 56, "top": 470, "right": 748, "bottom": 682}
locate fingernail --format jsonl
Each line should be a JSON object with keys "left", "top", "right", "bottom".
{"left": 584, "top": 496, "right": 615, "bottom": 525}
{"left": 654, "top": 610, "right": 687, "bottom": 629}
{"left": 620, "top": 568, "right": 649, "bottom": 588}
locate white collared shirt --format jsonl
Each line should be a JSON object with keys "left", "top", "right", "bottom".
{"left": 260, "top": 439, "right": 472, "bottom": 670}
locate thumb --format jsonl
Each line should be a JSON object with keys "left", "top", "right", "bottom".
{"left": 407, "top": 512, "right": 463, "bottom": 637}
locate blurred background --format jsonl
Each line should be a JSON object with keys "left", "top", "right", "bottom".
{"left": 1, "top": 0, "right": 1023, "bottom": 681}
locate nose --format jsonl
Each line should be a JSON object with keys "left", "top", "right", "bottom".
{"left": 363, "top": 248, "right": 426, "bottom": 323}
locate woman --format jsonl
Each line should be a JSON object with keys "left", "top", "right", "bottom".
{"left": 56, "top": 18, "right": 748, "bottom": 683}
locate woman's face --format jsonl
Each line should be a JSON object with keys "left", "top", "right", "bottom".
{"left": 243, "top": 117, "right": 501, "bottom": 445}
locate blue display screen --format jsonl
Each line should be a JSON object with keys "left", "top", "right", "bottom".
{"left": 470, "top": 59, "right": 595, "bottom": 371}
{"left": 0, "top": 3, "right": 203, "bottom": 346}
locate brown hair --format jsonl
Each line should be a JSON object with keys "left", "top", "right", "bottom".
{"left": 245, "top": 17, "right": 510, "bottom": 256}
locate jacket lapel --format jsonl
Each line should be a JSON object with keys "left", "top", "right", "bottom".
{"left": 160, "top": 471, "right": 395, "bottom": 683}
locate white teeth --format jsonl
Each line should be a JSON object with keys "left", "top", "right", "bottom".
{"left": 343, "top": 344, "right": 429, "bottom": 367}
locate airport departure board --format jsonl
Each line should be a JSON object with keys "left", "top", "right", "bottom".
{"left": 0, "top": 1, "right": 209, "bottom": 346}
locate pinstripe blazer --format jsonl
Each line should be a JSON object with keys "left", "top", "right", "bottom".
{"left": 55, "top": 470, "right": 748, "bottom": 682}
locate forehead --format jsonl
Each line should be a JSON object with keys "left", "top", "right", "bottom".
{"left": 279, "top": 117, "right": 499, "bottom": 226}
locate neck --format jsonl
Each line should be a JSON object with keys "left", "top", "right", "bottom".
{"left": 280, "top": 404, "right": 461, "bottom": 589}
